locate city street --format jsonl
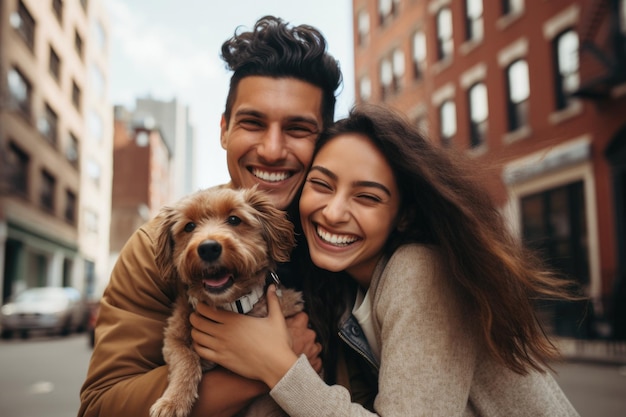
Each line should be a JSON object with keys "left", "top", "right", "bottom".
{"left": 0, "top": 335, "right": 625, "bottom": 416}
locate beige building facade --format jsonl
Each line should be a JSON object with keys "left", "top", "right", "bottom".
{"left": 0, "top": 0, "right": 112, "bottom": 302}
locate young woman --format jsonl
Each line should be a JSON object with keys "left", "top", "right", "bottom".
{"left": 190, "top": 104, "right": 580, "bottom": 416}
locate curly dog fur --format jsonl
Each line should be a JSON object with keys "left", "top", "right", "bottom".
{"left": 149, "top": 186, "right": 302, "bottom": 417}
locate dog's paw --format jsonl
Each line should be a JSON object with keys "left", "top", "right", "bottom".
{"left": 150, "top": 397, "right": 191, "bottom": 417}
{"left": 279, "top": 289, "right": 305, "bottom": 317}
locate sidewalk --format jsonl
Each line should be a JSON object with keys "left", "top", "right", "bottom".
{"left": 555, "top": 337, "right": 626, "bottom": 366}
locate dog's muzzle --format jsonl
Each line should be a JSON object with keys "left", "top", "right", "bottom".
{"left": 198, "top": 240, "right": 222, "bottom": 262}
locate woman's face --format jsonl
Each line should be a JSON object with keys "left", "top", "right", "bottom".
{"left": 299, "top": 133, "right": 402, "bottom": 287}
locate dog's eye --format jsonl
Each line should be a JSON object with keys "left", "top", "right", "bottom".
{"left": 184, "top": 222, "right": 196, "bottom": 232}
{"left": 227, "top": 216, "right": 242, "bottom": 226}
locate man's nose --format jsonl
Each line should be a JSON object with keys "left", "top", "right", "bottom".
{"left": 257, "top": 126, "right": 287, "bottom": 162}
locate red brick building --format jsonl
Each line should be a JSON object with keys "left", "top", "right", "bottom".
{"left": 109, "top": 106, "right": 171, "bottom": 255}
{"left": 352, "top": 0, "right": 626, "bottom": 339}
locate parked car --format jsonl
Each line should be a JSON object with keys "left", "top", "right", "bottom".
{"left": 0, "top": 287, "right": 87, "bottom": 339}
{"left": 86, "top": 300, "right": 100, "bottom": 348}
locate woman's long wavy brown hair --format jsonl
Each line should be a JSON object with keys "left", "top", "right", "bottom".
{"left": 295, "top": 103, "right": 579, "bottom": 379}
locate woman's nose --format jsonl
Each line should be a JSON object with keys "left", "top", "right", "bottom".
{"left": 322, "top": 195, "right": 350, "bottom": 223}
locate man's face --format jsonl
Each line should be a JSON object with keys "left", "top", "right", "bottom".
{"left": 221, "top": 76, "right": 324, "bottom": 210}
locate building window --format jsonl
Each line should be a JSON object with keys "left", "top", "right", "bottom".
{"left": 52, "top": 0, "right": 63, "bottom": 24}
{"left": 468, "top": 82, "right": 488, "bottom": 147}
{"left": 72, "top": 81, "right": 82, "bottom": 111}
{"left": 436, "top": 8, "right": 454, "bottom": 61}
{"left": 412, "top": 30, "right": 427, "bottom": 79}
{"left": 521, "top": 181, "right": 589, "bottom": 335}
{"left": 380, "top": 57, "right": 393, "bottom": 99}
{"left": 86, "top": 159, "right": 101, "bottom": 186}
{"left": 439, "top": 99, "right": 457, "bottom": 146}
{"left": 392, "top": 48, "right": 405, "bottom": 91}
{"left": 379, "top": 49, "right": 404, "bottom": 98}
{"left": 90, "top": 64, "right": 105, "bottom": 100}
{"left": 7, "top": 142, "right": 29, "bottom": 196}
{"left": 93, "top": 20, "right": 107, "bottom": 51}
{"left": 379, "top": 0, "right": 399, "bottom": 26}
{"left": 506, "top": 59, "right": 530, "bottom": 131}
{"left": 357, "top": 9, "right": 370, "bottom": 46}
{"left": 553, "top": 29, "right": 579, "bottom": 110}
{"left": 85, "top": 210, "right": 98, "bottom": 234}
{"left": 8, "top": 67, "right": 32, "bottom": 117}
{"left": 40, "top": 170, "right": 56, "bottom": 212}
{"left": 75, "top": 30, "right": 84, "bottom": 60}
{"left": 12, "top": 1, "right": 35, "bottom": 50}
{"left": 88, "top": 110, "right": 103, "bottom": 141}
{"left": 502, "top": 0, "right": 523, "bottom": 16}
{"left": 49, "top": 46, "right": 61, "bottom": 81}
{"left": 465, "top": 0, "right": 484, "bottom": 42}
{"left": 65, "top": 190, "right": 77, "bottom": 224}
{"left": 39, "top": 104, "right": 59, "bottom": 146}
{"left": 67, "top": 133, "right": 80, "bottom": 167}
{"left": 359, "top": 75, "right": 372, "bottom": 102}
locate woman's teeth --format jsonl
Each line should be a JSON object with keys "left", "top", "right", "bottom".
{"left": 316, "top": 226, "right": 358, "bottom": 246}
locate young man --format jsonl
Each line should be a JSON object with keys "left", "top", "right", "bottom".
{"left": 78, "top": 16, "right": 342, "bottom": 417}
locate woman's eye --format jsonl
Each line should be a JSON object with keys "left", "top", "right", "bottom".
{"left": 184, "top": 222, "right": 196, "bottom": 232}
{"left": 307, "top": 178, "right": 331, "bottom": 191}
{"left": 358, "top": 194, "right": 383, "bottom": 203}
{"left": 227, "top": 216, "right": 242, "bottom": 226}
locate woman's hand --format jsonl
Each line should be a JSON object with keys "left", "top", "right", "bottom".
{"left": 190, "top": 285, "right": 303, "bottom": 388}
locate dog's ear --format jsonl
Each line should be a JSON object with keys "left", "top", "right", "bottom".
{"left": 154, "top": 206, "right": 178, "bottom": 281}
{"left": 244, "top": 188, "right": 296, "bottom": 264}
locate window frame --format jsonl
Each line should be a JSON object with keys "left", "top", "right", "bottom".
{"left": 436, "top": 7, "right": 454, "bottom": 61}
{"left": 468, "top": 82, "right": 489, "bottom": 148}
{"left": 506, "top": 59, "right": 530, "bottom": 132}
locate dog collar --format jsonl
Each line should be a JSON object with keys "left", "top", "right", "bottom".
{"left": 220, "top": 285, "right": 265, "bottom": 314}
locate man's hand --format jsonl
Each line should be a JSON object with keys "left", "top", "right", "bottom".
{"left": 286, "top": 311, "right": 323, "bottom": 373}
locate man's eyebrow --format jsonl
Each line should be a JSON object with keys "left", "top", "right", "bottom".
{"left": 234, "top": 109, "right": 320, "bottom": 129}
{"left": 309, "top": 165, "right": 391, "bottom": 196}
{"left": 233, "top": 109, "right": 264, "bottom": 119}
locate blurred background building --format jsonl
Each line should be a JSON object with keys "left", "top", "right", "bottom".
{"left": 0, "top": 0, "right": 112, "bottom": 302}
{"left": 109, "top": 105, "right": 172, "bottom": 264}
{"left": 0, "top": 0, "right": 196, "bottom": 303}
{"left": 352, "top": 0, "right": 626, "bottom": 340}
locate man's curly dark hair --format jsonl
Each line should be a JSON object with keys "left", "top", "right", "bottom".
{"left": 221, "top": 15, "right": 342, "bottom": 128}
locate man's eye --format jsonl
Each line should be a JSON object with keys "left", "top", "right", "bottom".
{"left": 227, "top": 216, "right": 242, "bottom": 226}
{"left": 287, "top": 126, "right": 316, "bottom": 138}
{"left": 240, "top": 119, "right": 263, "bottom": 130}
{"left": 184, "top": 222, "right": 196, "bottom": 232}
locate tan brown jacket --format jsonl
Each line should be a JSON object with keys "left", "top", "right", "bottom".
{"left": 79, "top": 218, "right": 178, "bottom": 417}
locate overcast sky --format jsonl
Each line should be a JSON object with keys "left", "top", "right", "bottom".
{"left": 106, "top": 0, "right": 355, "bottom": 189}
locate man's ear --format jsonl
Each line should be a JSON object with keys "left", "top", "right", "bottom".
{"left": 220, "top": 114, "right": 228, "bottom": 150}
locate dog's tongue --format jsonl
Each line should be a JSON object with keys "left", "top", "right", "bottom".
{"left": 203, "top": 274, "right": 231, "bottom": 288}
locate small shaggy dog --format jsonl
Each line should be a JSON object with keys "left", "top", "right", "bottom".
{"left": 149, "top": 186, "right": 303, "bottom": 417}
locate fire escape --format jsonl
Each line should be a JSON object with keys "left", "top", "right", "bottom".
{"left": 573, "top": 0, "right": 626, "bottom": 99}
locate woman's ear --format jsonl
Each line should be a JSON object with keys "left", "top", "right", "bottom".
{"left": 396, "top": 208, "right": 414, "bottom": 232}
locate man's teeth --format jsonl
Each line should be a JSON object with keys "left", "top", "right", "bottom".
{"left": 317, "top": 226, "right": 358, "bottom": 246}
{"left": 252, "top": 168, "right": 290, "bottom": 182}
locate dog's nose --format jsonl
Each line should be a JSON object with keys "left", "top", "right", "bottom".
{"left": 198, "top": 240, "right": 222, "bottom": 261}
